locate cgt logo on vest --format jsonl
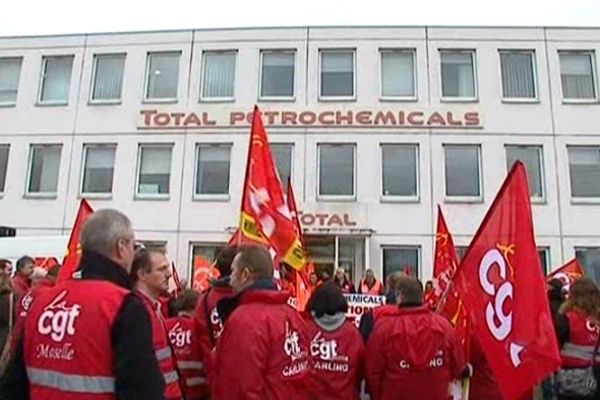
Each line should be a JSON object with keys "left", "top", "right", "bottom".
{"left": 169, "top": 322, "right": 192, "bottom": 348}
{"left": 479, "top": 247, "right": 524, "bottom": 368}
{"left": 37, "top": 290, "right": 81, "bottom": 343}
{"left": 282, "top": 321, "right": 309, "bottom": 377}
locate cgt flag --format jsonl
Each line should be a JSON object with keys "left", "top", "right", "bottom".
{"left": 452, "top": 161, "right": 561, "bottom": 400}
{"left": 547, "top": 258, "right": 585, "bottom": 293}
{"left": 58, "top": 198, "right": 94, "bottom": 282}
{"left": 430, "top": 205, "right": 459, "bottom": 309}
{"left": 235, "top": 106, "right": 306, "bottom": 270}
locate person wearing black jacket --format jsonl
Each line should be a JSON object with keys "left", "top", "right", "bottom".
{"left": 0, "top": 209, "right": 166, "bottom": 400}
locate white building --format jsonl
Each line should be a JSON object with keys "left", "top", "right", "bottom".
{"left": 0, "top": 26, "right": 600, "bottom": 284}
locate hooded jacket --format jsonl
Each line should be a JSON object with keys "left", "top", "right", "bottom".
{"left": 305, "top": 311, "right": 364, "bottom": 400}
{"left": 365, "top": 305, "right": 464, "bottom": 400}
{"left": 211, "top": 280, "right": 311, "bottom": 400}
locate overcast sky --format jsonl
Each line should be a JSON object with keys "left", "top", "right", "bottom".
{"left": 1, "top": 0, "right": 599, "bottom": 37}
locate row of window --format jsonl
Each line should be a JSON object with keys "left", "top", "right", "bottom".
{"left": 1, "top": 141, "right": 599, "bottom": 200}
{"left": 0, "top": 47, "right": 598, "bottom": 105}
{"left": 191, "top": 242, "right": 600, "bottom": 283}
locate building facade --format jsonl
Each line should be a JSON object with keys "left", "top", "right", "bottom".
{"left": 0, "top": 26, "right": 600, "bottom": 284}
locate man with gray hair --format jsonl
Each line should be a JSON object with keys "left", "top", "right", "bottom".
{"left": 0, "top": 209, "right": 166, "bottom": 400}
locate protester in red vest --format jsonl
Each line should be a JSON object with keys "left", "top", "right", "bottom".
{"left": 12, "top": 256, "right": 34, "bottom": 299}
{"left": 131, "top": 247, "right": 183, "bottom": 400}
{"left": 211, "top": 245, "right": 311, "bottom": 400}
{"left": 0, "top": 209, "right": 165, "bottom": 400}
{"left": 194, "top": 245, "right": 237, "bottom": 382}
{"left": 333, "top": 267, "right": 355, "bottom": 294}
{"left": 555, "top": 278, "right": 600, "bottom": 400}
{"left": 365, "top": 276, "right": 465, "bottom": 400}
{"left": 358, "top": 269, "right": 384, "bottom": 296}
{"left": 423, "top": 280, "right": 436, "bottom": 310}
{"left": 359, "top": 271, "right": 404, "bottom": 342}
{"left": 305, "top": 281, "right": 364, "bottom": 400}
{"left": 166, "top": 289, "right": 208, "bottom": 400}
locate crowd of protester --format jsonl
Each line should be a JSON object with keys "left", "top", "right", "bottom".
{"left": 0, "top": 208, "right": 599, "bottom": 400}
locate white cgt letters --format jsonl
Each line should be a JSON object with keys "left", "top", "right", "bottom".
{"left": 479, "top": 249, "right": 513, "bottom": 341}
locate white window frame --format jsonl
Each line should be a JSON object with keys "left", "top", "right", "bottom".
{"left": 380, "top": 143, "right": 420, "bottom": 202}
{"left": 258, "top": 49, "right": 296, "bottom": 102}
{"left": 25, "top": 144, "right": 62, "bottom": 198}
{"left": 0, "top": 57, "right": 23, "bottom": 107}
{"left": 199, "top": 50, "right": 237, "bottom": 103}
{"left": 37, "top": 55, "right": 74, "bottom": 106}
{"left": 379, "top": 48, "right": 417, "bottom": 102}
{"left": 498, "top": 49, "right": 539, "bottom": 103}
{"left": 443, "top": 144, "right": 483, "bottom": 203}
{"left": 0, "top": 144, "right": 9, "bottom": 195}
{"left": 567, "top": 145, "right": 600, "bottom": 204}
{"left": 537, "top": 246, "right": 550, "bottom": 275}
{"left": 193, "top": 143, "right": 232, "bottom": 201}
{"left": 79, "top": 143, "right": 117, "bottom": 199}
{"left": 143, "top": 51, "right": 181, "bottom": 103}
{"left": 380, "top": 245, "right": 421, "bottom": 280}
{"left": 318, "top": 49, "right": 356, "bottom": 102}
{"left": 89, "top": 53, "right": 126, "bottom": 105}
{"left": 505, "top": 144, "right": 545, "bottom": 203}
{"left": 316, "top": 143, "right": 357, "bottom": 201}
{"left": 134, "top": 143, "right": 173, "bottom": 200}
{"left": 559, "top": 50, "right": 599, "bottom": 104}
{"left": 439, "top": 49, "right": 478, "bottom": 103}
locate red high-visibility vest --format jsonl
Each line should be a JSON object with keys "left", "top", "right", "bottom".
{"left": 561, "top": 310, "right": 600, "bottom": 368}
{"left": 24, "top": 280, "right": 128, "bottom": 400}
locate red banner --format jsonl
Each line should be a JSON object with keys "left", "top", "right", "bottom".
{"left": 547, "top": 258, "right": 584, "bottom": 292}
{"left": 430, "top": 205, "right": 459, "bottom": 309}
{"left": 58, "top": 199, "right": 94, "bottom": 282}
{"left": 452, "top": 162, "right": 561, "bottom": 400}
{"left": 235, "top": 106, "right": 305, "bottom": 270}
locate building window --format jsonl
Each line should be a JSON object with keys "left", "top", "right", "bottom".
{"left": 559, "top": 51, "right": 597, "bottom": 100}
{"left": 380, "top": 49, "right": 416, "bottom": 99}
{"left": 456, "top": 246, "right": 468, "bottom": 262}
{"left": 575, "top": 247, "right": 600, "bottom": 284}
{"left": 0, "top": 57, "right": 22, "bottom": 104}
{"left": 27, "top": 144, "right": 61, "bottom": 195}
{"left": 201, "top": 51, "right": 236, "bottom": 100}
{"left": 271, "top": 143, "right": 293, "bottom": 192}
{"left": 444, "top": 145, "right": 481, "bottom": 198}
{"left": 318, "top": 143, "right": 355, "bottom": 198}
{"left": 39, "top": 55, "right": 73, "bottom": 104}
{"left": 381, "top": 144, "right": 418, "bottom": 198}
{"left": 382, "top": 246, "right": 420, "bottom": 280}
{"left": 538, "top": 247, "right": 550, "bottom": 274}
{"left": 505, "top": 145, "right": 544, "bottom": 199}
{"left": 91, "top": 54, "right": 125, "bottom": 102}
{"left": 440, "top": 50, "right": 476, "bottom": 100}
{"left": 260, "top": 50, "right": 295, "bottom": 99}
{"left": 145, "top": 52, "right": 180, "bottom": 100}
{"left": 195, "top": 144, "right": 231, "bottom": 196}
{"left": 568, "top": 146, "right": 600, "bottom": 198}
{"left": 191, "top": 243, "right": 226, "bottom": 280}
{"left": 499, "top": 50, "right": 537, "bottom": 100}
{"left": 319, "top": 50, "right": 355, "bottom": 99}
{"left": 0, "top": 145, "right": 8, "bottom": 193}
{"left": 81, "top": 145, "right": 116, "bottom": 194}
{"left": 136, "top": 145, "right": 172, "bottom": 197}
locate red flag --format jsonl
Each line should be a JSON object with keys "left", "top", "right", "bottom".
{"left": 192, "top": 255, "right": 219, "bottom": 292}
{"left": 171, "top": 262, "right": 182, "bottom": 297}
{"left": 286, "top": 178, "right": 311, "bottom": 310}
{"left": 547, "top": 258, "right": 584, "bottom": 292}
{"left": 235, "top": 106, "right": 305, "bottom": 270}
{"left": 58, "top": 199, "right": 94, "bottom": 282}
{"left": 430, "top": 205, "right": 459, "bottom": 309}
{"left": 452, "top": 162, "right": 561, "bottom": 400}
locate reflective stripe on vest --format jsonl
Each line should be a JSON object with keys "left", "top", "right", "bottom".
{"left": 561, "top": 342, "right": 599, "bottom": 361}
{"left": 186, "top": 377, "right": 207, "bottom": 387}
{"left": 27, "top": 367, "right": 115, "bottom": 393}
{"left": 178, "top": 361, "right": 204, "bottom": 370}
{"left": 156, "top": 346, "right": 172, "bottom": 362}
{"left": 163, "top": 370, "right": 179, "bottom": 384}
